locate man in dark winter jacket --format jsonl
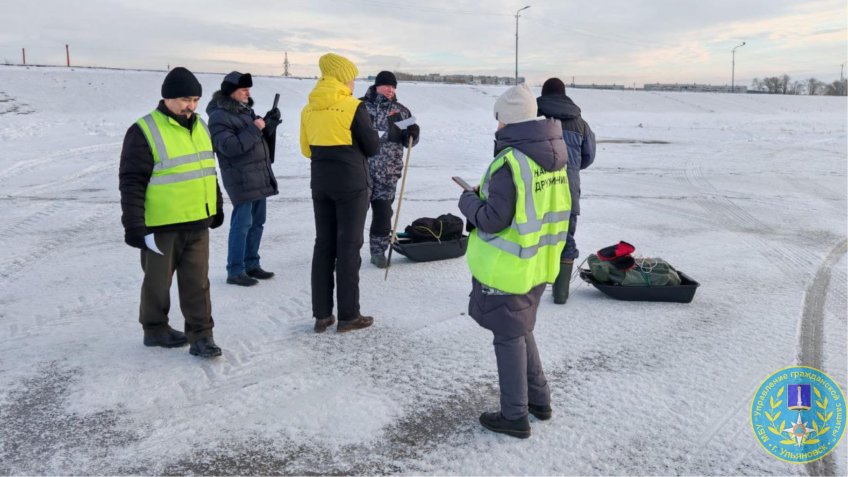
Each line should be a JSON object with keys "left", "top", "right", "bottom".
{"left": 360, "top": 71, "right": 420, "bottom": 268}
{"left": 536, "top": 77, "right": 596, "bottom": 304}
{"left": 207, "top": 71, "right": 280, "bottom": 287}
{"left": 458, "top": 84, "right": 571, "bottom": 438}
{"left": 300, "top": 53, "right": 380, "bottom": 333}
{"left": 119, "top": 67, "right": 225, "bottom": 359}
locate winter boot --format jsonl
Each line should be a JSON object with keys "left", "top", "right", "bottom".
{"left": 478, "top": 411, "right": 531, "bottom": 439}
{"left": 337, "top": 314, "right": 374, "bottom": 333}
{"left": 314, "top": 315, "right": 336, "bottom": 333}
{"left": 246, "top": 267, "right": 275, "bottom": 280}
{"left": 528, "top": 403, "right": 553, "bottom": 421}
{"left": 370, "top": 253, "right": 388, "bottom": 269}
{"left": 143, "top": 327, "right": 188, "bottom": 348}
{"left": 189, "top": 337, "right": 222, "bottom": 358}
{"left": 552, "top": 260, "right": 574, "bottom": 304}
{"left": 227, "top": 273, "right": 259, "bottom": 287}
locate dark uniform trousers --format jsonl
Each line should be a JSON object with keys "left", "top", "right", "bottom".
{"left": 139, "top": 229, "right": 214, "bottom": 343}
{"left": 311, "top": 187, "right": 370, "bottom": 321}
{"left": 470, "top": 280, "right": 551, "bottom": 420}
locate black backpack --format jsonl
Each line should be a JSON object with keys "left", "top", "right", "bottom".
{"left": 404, "top": 214, "right": 464, "bottom": 242}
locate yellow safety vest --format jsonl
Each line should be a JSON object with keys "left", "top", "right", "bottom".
{"left": 136, "top": 110, "right": 217, "bottom": 227}
{"left": 466, "top": 147, "right": 571, "bottom": 294}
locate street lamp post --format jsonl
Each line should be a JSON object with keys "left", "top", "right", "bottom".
{"left": 515, "top": 5, "right": 530, "bottom": 85}
{"left": 731, "top": 41, "right": 746, "bottom": 93}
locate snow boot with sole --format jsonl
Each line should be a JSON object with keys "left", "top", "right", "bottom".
{"left": 479, "top": 411, "right": 531, "bottom": 439}
{"left": 552, "top": 260, "right": 573, "bottom": 304}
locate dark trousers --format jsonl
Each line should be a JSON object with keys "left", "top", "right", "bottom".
{"left": 561, "top": 214, "right": 579, "bottom": 260}
{"left": 139, "top": 230, "right": 214, "bottom": 343}
{"left": 469, "top": 280, "right": 550, "bottom": 420}
{"left": 227, "top": 198, "right": 266, "bottom": 277}
{"left": 369, "top": 199, "right": 393, "bottom": 255}
{"left": 493, "top": 331, "right": 550, "bottom": 420}
{"left": 311, "top": 188, "right": 369, "bottom": 321}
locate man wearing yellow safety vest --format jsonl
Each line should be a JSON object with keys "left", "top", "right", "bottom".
{"left": 119, "top": 67, "right": 225, "bottom": 359}
{"left": 458, "top": 83, "right": 571, "bottom": 438}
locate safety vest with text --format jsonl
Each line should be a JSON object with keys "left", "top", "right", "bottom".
{"left": 136, "top": 110, "right": 218, "bottom": 227}
{"left": 466, "top": 147, "right": 571, "bottom": 294}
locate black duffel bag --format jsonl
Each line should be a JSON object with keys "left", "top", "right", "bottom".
{"left": 404, "top": 213, "right": 464, "bottom": 243}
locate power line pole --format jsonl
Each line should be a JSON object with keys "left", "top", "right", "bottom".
{"left": 514, "top": 5, "right": 530, "bottom": 85}
{"left": 731, "top": 41, "right": 745, "bottom": 93}
{"left": 283, "top": 52, "right": 291, "bottom": 77}
{"left": 22, "top": 48, "right": 25, "bottom": 65}
{"left": 65, "top": 44, "right": 70, "bottom": 67}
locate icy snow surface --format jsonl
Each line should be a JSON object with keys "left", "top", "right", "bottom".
{"left": 0, "top": 66, "right": 845, "bottom": 475}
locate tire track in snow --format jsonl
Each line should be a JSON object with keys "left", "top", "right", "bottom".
{"left": 797, "top": 239, "right": 845, "bottom": 477}
{"left": 0, "top": 204, "right": 112, "bottom": 288}
{"left": 682, "top": 158, "right": 816, "bottom": 278}
{"left": 0, "top": 142, "right": 121, "bottom": 187}
{"left": 0, "top": 201, "right": 65, "bottom": 241}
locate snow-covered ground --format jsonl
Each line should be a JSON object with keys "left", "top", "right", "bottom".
{"left": 0, "top": 66, "right": 845, "bottom": 475}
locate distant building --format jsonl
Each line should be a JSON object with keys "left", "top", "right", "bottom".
{"left": 569, "top": 83, "right": 626, "bottom": 90}
{"left": 376, "top": 72, "right": 523, "bottom": 85}
{"left": 643, "top": 83, "right": 747, "bottom": 93}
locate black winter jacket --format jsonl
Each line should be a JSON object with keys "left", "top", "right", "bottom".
{"left": 206, "top": 92, "right": 279, "bottom": 205}
{"left": 119, "top": 101, "right": 223, "bottom": 235}
{"left": 536, "top": 94, "right": 596, "bottom": 215}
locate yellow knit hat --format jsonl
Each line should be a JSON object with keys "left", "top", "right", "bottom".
{"left": 318, "top": 53, "right": 358, "bottom": 83}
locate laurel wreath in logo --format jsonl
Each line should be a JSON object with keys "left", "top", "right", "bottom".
{"left": 764, "top": 385, "right": 833, "bottom": 446}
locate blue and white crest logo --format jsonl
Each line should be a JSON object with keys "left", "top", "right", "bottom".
{"left": 751, "top": 366, "right": 845, "bottom": 463}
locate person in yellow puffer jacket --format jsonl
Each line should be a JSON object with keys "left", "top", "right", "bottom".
{"left": 300, "top": 53, "right": 380, "bottom": 334}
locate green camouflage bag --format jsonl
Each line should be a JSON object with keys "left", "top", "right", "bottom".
{"left": 587, "top": 254, "right": 681, "bottom": 287}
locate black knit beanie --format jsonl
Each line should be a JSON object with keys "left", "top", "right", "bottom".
{"left": 374, "top": 71, "right": 397, "bottom": 87}
{"left": 161, "top": 67, "right": 202, "bottom": 99}
{"left": 221, "top": 71, "right": 253, "bottom": 97}
{"left": 541, "top": 77, "right": 566, "bottom": 96}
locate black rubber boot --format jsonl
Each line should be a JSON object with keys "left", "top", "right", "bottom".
{"left": 552, "top": 260, "right": 573, "bottom": 304}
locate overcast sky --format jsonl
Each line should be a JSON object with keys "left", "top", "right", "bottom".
{"left": 2, "top": 0, "right": 846, "bottom": 86}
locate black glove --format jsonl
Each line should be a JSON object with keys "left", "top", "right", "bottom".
{"left": 210, "top": 210, "right": 225, "bottom": 229}
{"left": 263, "top": 108, "right": 282, "bottom": 132}
{"left": 401, "top": 124, "right": 420, "bottom": 146}
{"left": 124, "top": 227, "right": 147, "bottom": 250}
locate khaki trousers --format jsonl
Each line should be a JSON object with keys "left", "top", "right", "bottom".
{"left": 139, "top": 229, "right": 214, "bottom": 343}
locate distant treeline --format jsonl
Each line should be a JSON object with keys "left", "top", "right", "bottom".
{"left": 750, "top": 75, "right": 847, "bottom": 96}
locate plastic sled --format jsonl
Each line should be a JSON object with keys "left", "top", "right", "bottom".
{"left": 579, "top": 269, "right": 699, "bottom": 303}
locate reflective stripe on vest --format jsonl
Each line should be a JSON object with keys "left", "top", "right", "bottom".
{"left": 140, "top": 114, "right": 217, "bottom": 183}
{"left": 466, "top": 147, "right": 571, "bottom": 294}
{"left": 136, "top": 110, "right": 218, "bottom": 227}
{"left": 477, "top": 149, "right": 570, "bottom": 258}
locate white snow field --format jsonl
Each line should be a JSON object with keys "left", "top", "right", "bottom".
{"left": 0, "top": 66, "right": 845, "bottom": 475}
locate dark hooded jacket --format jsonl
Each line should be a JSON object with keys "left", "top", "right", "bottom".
{"left": 536, "top": 94, "right": 595, "bottom": 215}
{"left": 119, "top": 101, "right": 223, "bottom": 236}
{"left": 206, "top": 91, "right": 278, "bottom": 205}
{"left": 458, "top": 118, "right": 568, "bottom": 337}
